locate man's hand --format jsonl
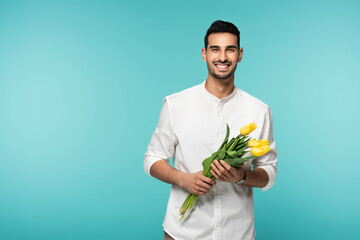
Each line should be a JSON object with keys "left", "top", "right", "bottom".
{"left": 180, "top": 171, "right": 216, "bottom": 195}
{"left": 210, "top": 160, "right": 244, "bottom": 183}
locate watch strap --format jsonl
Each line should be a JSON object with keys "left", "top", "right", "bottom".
{"left": 235, "top": 171, "right": 247, "bottom": 185}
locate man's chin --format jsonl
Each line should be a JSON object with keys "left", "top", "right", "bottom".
{"left": 211, "top": 73, "right": 233, "bottom": 80}
{"left": 207, "top": 65, "right": 235, "bottom": 80}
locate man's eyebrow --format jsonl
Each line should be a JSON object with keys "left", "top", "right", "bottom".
{"left": 208, "top": 45, "right": 238, "bottom": 49}
{"left": 226, "top": 45, "right": 238, "bottom": 49}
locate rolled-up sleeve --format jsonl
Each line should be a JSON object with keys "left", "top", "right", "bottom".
{"left": 144, "top": 98, "right": 175, "bottom": 176}
{"left": 253, "top": 107, "right": 278, "bottom": 192}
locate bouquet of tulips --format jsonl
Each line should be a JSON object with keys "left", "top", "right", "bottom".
{"left": 179, "top": 122, "right": 270, "bottom": 221}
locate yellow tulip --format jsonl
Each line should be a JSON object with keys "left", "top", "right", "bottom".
{"left": 248, "top": 139, "right": 269, "bottom": 148}
{"left": 248, "top": 140, "right": 261, "bottom": 147}
{"left": 240, "top": 122, "right": 257, "bottom": 135}
{"left": 251, "top": 146, "right": 270, "bottom": 156}
{"left": 250, "top": 147, "right": 263, "bottom": 156}
{"left": 259, "top": 139, "right": 269, "bottom": 146}
{"left": 260, "top": 145, "right": 270, "bottom": 152}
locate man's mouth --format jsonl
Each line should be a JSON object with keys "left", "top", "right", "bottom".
{"left": 215, "top": 63, "right": 231, "bottom": 70}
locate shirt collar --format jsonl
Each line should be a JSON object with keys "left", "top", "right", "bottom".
{"left": 200, "top": 79, "right": 238, "bottom": 103}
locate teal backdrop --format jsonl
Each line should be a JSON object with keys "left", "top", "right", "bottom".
{"left": 1, "top": 0, "right": 359, "bottom": 239}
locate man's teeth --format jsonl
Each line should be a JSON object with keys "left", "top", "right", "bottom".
{"left": 216, "top": 64, "right": 229, "bottom": 68}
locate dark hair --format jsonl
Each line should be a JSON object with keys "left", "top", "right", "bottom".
{"left": 204, "top": 20, "right": 240, "bottom": 50}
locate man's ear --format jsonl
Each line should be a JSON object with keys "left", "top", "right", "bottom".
{"left": 238, "top": 47, "right": 243, "bottom": 63}
{"left": 201, "top": 48, "right": 207, "bottom": 62}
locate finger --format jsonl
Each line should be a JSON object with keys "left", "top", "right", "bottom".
{"left": 220, "top": 160, "right": 232, "bottom": 171}
{"left": 196, "top": 179, "right": 213, "bottom": 190}
{"left": 194, "top": 189, "right": 206, "bottom": 195}
{"left": 194, "top": 185, "right": 209, "bottom": 195}
{"left": 210, "top": 170, "right": 224, "bottom": 181}
{"left": 199, "top": 175, "right": 216, "bottom": 186}
{"left": 213, "top": 160, "right": 230, "bottom": 177}
{"left": 211, "top": 162, "right": 222, "bottom": 177}
{"left": 210, "top": 169, "right": 220, "bottom": 180}
{"left": 220, "top": 160, "right": 238, "bottom": 177}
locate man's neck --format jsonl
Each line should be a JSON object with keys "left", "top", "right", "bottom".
{"left": 205, "top": 76, "right": 235, "bottom": 100}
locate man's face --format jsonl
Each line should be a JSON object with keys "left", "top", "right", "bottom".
{"left": 201, "top": 33, "right": 243, "bottom": 80}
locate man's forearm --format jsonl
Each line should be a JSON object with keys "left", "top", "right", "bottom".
{"left": 243, "top": 168, "right": 269, "bottom": 188}
{"left": 149, "top": 160, "right": 216, "bottom": 195}
{"left": 149, "top": 160, "right": 185, "bottom": 188}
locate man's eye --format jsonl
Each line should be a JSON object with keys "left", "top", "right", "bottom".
{"left": 211, "top": 49, "right": 219, "bottom": 52}
{"left": 228, "top": 49, "right": 235, "bottom": 52}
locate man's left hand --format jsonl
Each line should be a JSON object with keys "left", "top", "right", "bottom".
{"left": 210, "top": 160, "right": 244, "bottom": 183}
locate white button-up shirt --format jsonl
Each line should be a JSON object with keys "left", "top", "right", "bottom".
{"left": 144, "top": 80, "right": 278, "bottom": 240}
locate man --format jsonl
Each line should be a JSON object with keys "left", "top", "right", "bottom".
{"left": 144, "top": 20, "right": 278, "bottom": 240}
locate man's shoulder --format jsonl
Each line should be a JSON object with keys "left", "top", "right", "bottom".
{"left": 164, "top": 82, "right": 202, "bottom": 103}
{"left": 236, "top": 88, "right": 270, "bottom": 112}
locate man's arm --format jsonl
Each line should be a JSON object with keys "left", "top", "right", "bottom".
{"left": 144, "top": 98, "right": 215, "bottom": 195}
{"left": 150, "top": 160, "right": 216, "bottom": 195}
{"left": 243, "top": 168, "right": 269, "bottom": 188}
{"left": 210, "top": 159, "right": 269, "bottom": 188}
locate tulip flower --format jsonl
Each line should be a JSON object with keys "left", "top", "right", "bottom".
{"left": 251, "top": 145, "right": 270, "bottom": 156}
{"left": 248, "top": 140, "right": 261, "bottom": 147}
{"left": 240, "top": 122, "right": 257, "bottom": 135}
{"left": 259, "top": 139, "right": 269, "bottom": 146}
{"left": 260, "top": 145, "right": 270, "bottom": 152}
{"left": 248, "top": 139, "right": 269, "bottom": 147}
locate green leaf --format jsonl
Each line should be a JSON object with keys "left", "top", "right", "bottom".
{"left": 226, "top": 150, "right": 238, "bottom": 158}
{"left": 234, "top": 156, "right": 255, "bottom": 167}
{"left": 235, "top": 141, "right": 247, "bottom": 150}
{"left": 218, "top": 146, "right": 226, "bottom": 160}
{"left": 224, "top": 156, "right": 255, "bottom": 167}
{"left": 228, "top": 138, "right": 239, "bottom": 151}
{"left": 238, "top": 150, "right": 249, "bottom": 158}
{"left": 223, "top": 158, "right": 238, "bottom": 166}
{"left": 236, "top": 145, "right": 248, "bottom": 154}
{"left": 202, "top": 151, "right": 219, "bottom": 168}
{"left": 227, "top": 137, "right": 235, "bottom": 148}
{"left": 218, "top": 124, "right": 230, "bottom": 151}
{"left": 202, "top": 150, "right": 219, "bottom": 176}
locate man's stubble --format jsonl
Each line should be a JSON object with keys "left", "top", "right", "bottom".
{"left": 206, "top": 61, "right": 238, "bottom": 80}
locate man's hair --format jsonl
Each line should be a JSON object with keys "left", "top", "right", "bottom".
{"left": 204, "top": 20, "right": 240, "bottom": 50}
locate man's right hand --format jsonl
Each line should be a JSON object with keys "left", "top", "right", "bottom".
{"left": 180, "top": 171, "right": 216, "bottom": 195}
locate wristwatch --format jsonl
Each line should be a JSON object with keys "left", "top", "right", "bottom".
{"left": 235, "top": 171, "right": 247, "bottom": 185}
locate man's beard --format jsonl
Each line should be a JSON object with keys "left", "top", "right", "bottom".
{"left": 207, "top": 62, "right": 237, "bottom": 80}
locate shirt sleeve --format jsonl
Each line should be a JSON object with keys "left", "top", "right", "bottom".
{"left": 144, "top": 97, "right": 176, "bottom": 176}
{"left": 252, "top": 106, "right": 278, "bottom": 192}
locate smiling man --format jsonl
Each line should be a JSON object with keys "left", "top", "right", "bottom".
{"left": 144, "top": 20, "right": 278, "bottom": 240}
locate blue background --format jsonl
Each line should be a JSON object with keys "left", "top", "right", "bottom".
{"left": 1, "top": 0, "right": 359, "bottom": 239}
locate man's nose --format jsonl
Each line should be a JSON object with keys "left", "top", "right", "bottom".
{"left": 219, "top": 50, "right": 228, "bottom": 62}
